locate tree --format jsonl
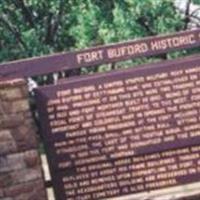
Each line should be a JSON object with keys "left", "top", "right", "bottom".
{"left": 193, "top": 0, "right": 200, "bottom": 4}
{"left": 0, "top": 0, "right": 74, "bottom": 62}
{"left": 1, "top": 0, "right": 199, "bottom": 143}
{"left": 70, "top": 0, "right": 185, "bottom": 47}
{"left": 0, "top": 0, "right": 199, "bottom": 68}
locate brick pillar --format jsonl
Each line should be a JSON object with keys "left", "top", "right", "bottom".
{"left": 0, "top": 79, "right": 47, "bottom": 200}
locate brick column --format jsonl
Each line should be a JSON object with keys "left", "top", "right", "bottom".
{"left": 0, "top": 79, "right": 47, "bottom": 200}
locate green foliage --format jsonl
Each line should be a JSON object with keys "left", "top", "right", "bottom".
{"left": 193, "top": 0, "right": 200, "bottom": 4}
{"left": 0, "top": 0, "right": 74, "bottom": 61}
{"left": 0, "top": 0, "right": 198, "bottom": 65}
{"left": 1, "top": 0, "right": 199, "bottom": 134}
{"left": 70, "top": 0, "right": 184, "bottom": 48}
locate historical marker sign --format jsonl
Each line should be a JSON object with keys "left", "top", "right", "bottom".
{"left": 36, "top": 55, "right": 200, "bottom": 200}
{"left": 0, "top": 29, "right": 199, "bottom": 78}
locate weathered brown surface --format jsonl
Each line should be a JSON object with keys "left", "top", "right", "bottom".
{"left": 36, "top": 55, "right": 200, "bottom": 200}
{"left": 0, "top": 79, "right": 47, "bottom": 200}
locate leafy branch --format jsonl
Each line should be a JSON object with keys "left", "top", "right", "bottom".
{"left": 45, "top": 0, "right": 65, "bottom": 45}
{"left": 12, "top": 0, "right": 35, "bottom": 27}
{"left": 0, "top": 15, "right": 27, "bottom": 50}
{"left": 184, "top": 0, "right": 192, "bottom": 29}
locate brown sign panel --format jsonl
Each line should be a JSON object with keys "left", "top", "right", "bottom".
{"left": 0, "top": 29, "right": 200, "bottom": 78}
{"left": 36, "top": 55, "right": 200, "bottom": 200}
